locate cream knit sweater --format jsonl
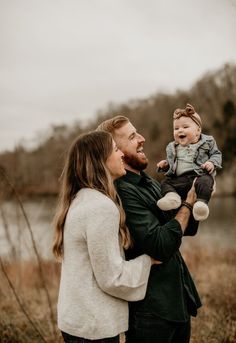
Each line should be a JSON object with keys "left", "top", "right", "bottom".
{"left": 57, "top": 188, "right": 151, "bottom": 340}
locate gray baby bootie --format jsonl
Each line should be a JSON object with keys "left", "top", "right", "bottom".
{"left": 157, "top": 192, "right": 181, "bottom": 211}
{"left": 193, "top": 201, "right": 209, "bottom": 221}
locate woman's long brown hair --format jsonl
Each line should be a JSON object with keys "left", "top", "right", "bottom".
{"left": 52, "top": 130, "right": 131, "bottom": 260}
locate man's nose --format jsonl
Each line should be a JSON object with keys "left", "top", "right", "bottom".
{"left": 137, "top": 133, "right": 145, "bottom": 142}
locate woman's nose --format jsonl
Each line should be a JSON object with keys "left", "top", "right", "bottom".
{"left": 119, "top": 150, "right": 124, "bottom": 158}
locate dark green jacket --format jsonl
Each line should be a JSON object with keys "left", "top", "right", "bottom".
{"left": 116, "top": 170, "right": 202, "bottom": 322}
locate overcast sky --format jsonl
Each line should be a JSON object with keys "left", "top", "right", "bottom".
{"left": 1, "top": 0, "right": 236, "bottom": 151}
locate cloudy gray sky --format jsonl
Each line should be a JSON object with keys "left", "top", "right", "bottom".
{"left": 1, "top": 0, "right": 236, "bottom": 151}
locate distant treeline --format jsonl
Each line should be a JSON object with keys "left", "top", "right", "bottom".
{"left": 1, "top": 63, "right": 236, "bottom": 196}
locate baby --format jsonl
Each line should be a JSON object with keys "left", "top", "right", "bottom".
{"left": 157, "top": 103, "right": 222, "bottom": 221}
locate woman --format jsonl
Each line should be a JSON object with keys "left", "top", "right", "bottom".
{"left": 53, "top": 131, "right": 157, "bottom": 343}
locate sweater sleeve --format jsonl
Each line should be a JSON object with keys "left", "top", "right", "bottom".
{"left": 85, "top": 198, "right": 152, "bottom": 301}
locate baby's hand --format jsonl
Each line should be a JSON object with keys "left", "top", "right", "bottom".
{"left": 201, "top": 161, "right": 215, "bottom": 174}
{"left": 157, "top": 160, "right": 169, "bottom": 171}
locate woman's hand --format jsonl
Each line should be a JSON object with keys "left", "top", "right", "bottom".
{"left": 151, "top": 258, "right": 162, "bottom": 265}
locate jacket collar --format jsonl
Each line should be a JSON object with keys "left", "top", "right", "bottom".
{"left": 120, "top": 170, "right": 153, "bottom": 186}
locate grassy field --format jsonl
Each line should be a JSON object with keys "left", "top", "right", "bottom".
{"left": 0, "top": 239, "right": 235, "bottom": 343}
{"left": 182, "top": 239, "right": 236, "bottom": 343}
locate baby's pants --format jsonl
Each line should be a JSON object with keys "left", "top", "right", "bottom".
{"left": 161, "top": 172, "right": 214, "bottom": 203}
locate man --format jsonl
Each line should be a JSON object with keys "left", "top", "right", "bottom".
{"left": 97, "top": 116, "right": 201, "bottom": 343}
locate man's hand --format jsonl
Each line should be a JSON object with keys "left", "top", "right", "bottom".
{"left": 157, "top": 160, "right": 169, "bottom": 171}
{"left": 185, "top": 178, "right": 197, "bottom": 206}
{"left": 175, "top": 179, "right": 197, "bottom": 233}
{"left": 201, "top": 161, "right": 215, "bottom": 174}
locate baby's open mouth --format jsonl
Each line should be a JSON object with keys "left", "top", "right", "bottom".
{"left": 179, "top": 134, "right": 186, "bottom": 139}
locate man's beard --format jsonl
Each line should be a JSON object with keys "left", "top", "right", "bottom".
{"left": 123, "top": 153, "right": 148, "bottom": 171}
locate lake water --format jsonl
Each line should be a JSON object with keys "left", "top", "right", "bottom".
{"left": 0, "top": 196, "right": 235, "bottom": 260}
{"left": 0, "top": 196, "right": 57, "bottom": 260}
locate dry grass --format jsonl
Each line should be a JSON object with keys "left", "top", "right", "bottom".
{"left": 181, "top": 240, "right": 236, "bottom": 343}
{"left": 0, "top": 261, "right": 62, "bottom": 343}
{"left": 0, "top": 242, "right": 235, "bottom": 343}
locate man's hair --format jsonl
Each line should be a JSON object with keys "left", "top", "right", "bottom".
{"left": 96, "top": 115, "right": 130, "bottom": 135}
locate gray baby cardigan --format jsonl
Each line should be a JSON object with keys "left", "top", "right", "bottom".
{"left": 57, "top": 188, "right": 151, "bottom": 340}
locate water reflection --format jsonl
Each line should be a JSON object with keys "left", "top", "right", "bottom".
{"left": 0, "top": 196, "right": 235, "bottom": 260}
{"left": 0, "top": 196, "right": 56, "bottom": 260}
{"left": 183, "top": 196, "right": 236, "bottom": 249}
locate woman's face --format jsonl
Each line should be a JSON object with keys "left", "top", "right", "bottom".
{"left": 106, "top": 140, "right": 126, "bottom": 180}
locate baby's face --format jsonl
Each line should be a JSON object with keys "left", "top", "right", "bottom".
{"left": 173, "top": 116, "right": 201, "bottom": 146}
